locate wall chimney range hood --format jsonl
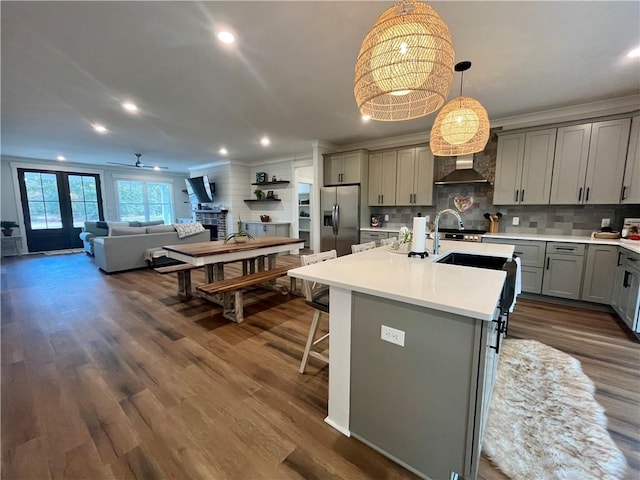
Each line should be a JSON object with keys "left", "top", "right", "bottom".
{"left": 434, "top": 154, "right": 490, "bottom": 185}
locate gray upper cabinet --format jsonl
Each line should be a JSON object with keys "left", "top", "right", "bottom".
{"left": 581, "top": 245, "right": 618, "bottom": 304}
{"left": 395, "top": 146, "right": 434, "bottom": 206}
{"left": 368, "top": 150, "right": 397, "bottom": 206}
{"left": 584, "top": 118, "right": 631, "bottom": 204}
{"left": 324, "top": 150, "right": 367, "bottom": 185}
{"left": 494, "top": 129, "right": 555, "bottom": 205}
{"left": 549, "top": 124, "right": 592, "bottom": 204}
{"left": 550, "top": 118, "right": 630, "bottom": 205}
{"left": 622, "top": 115, "right": 640, "bottom": 204}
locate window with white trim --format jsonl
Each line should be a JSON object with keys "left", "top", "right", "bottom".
{"left": 115, "top": 180, "right": 173, "bottom": 224}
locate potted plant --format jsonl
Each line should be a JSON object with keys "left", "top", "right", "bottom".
{"left": 1, "top": 221, "right": 19, "bottom": 237}
{"left": 254, "top": 189, "right": 265, "bottom": 200}
{"left": 224, "top": 231, "right": 255, "bottom": 244}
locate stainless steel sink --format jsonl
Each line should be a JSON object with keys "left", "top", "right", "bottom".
{"left": 434, "top": 252, "right": 507, "bottom": 270}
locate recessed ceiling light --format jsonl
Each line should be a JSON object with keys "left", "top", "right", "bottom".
{"left": 217, "top": 31, "right": 235, "bottom": 44}
{"left": 628, "top": 47, "right": 640, "bottom": 58}
{"left": 56, "top": 155, "right": 66, "bottom": 161}
{"left": 362, "top": 114, "right": 371, "bottom": 122}
{"left": 154, "top": 166, "right": 160, "bottom": 171}
{"left": 219, "top": 147, "right": 228, "bottom": 155}
{"left": 92, "top": 123, "right": 108, "bottom": 134}
{"left": 260, "top": 136, "right": 271, "bottom": 146}
{"left": 122, "top": 101, "right": 139, "bottom": 113}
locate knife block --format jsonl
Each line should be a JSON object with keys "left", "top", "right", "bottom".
{"left": 488, "top": 220, "right": 499, "bottom": 233}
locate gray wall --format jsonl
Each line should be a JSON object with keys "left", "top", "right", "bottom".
{"left": 371, "top": 134, "right": 640, "bottom": 236}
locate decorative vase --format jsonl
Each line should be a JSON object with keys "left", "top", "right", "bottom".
{"left": 2, "top": 229, "right": 13, "bottom": 237}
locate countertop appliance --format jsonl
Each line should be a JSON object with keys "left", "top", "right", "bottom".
{"left": 436, "top": 228, "right": 486, "bottom": 243}
{"left": 622, "top": 218, "right": 640, "bottom": 240}
{"left": 321, "top": 185, "right": 360, "bottom": 256}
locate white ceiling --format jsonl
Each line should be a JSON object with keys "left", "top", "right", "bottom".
{"left": 2, "top": 1, "right": 639, "bottom": 173}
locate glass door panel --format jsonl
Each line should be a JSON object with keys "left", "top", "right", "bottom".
{"left": 18, "top": 169, "right": 103, "bottom": 252}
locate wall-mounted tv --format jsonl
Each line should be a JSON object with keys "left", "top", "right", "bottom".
{"left": 185, "top": 176, "right": 215, "bottom": 204}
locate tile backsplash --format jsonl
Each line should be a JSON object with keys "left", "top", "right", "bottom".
{"left": 372, "top": 133, "right": 640, "bottom": 236}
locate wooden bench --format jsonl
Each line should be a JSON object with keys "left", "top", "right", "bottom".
{"left": 196, "top": 266, "right": 291, "bottom": 323}
{"left": 155, "top": 263, "right": 201, "bottom": 299}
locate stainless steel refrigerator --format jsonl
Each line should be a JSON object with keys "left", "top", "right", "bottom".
{"left": 320, "top": 185, "right": 360, "bottom": 256}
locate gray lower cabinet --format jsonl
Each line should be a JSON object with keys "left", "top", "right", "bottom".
{"left": 350, "top": 292, "right": 498, "bottom": 480}
{"left": 541, "top": 243, "right": 585, "bottom": 300}
{"left": 612, "top": 250, "right": 640, "bottom": 332}
{"left": 242, "top": 222, "right": 290, "bottom": 238}
{"left": 581, "top": 245, "right": 618, "bottom": 304}
{"left": 360, "top": 230, "right": 389, "bottom": 246}
{"left": 483, "top": 238, "right": 546, "bottom": 293}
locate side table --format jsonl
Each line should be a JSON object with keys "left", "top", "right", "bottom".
{"left": 1, "top": 235, "right": 23, "bottom": 257}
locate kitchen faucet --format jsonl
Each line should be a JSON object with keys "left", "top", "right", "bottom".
{"left": 433, "top": 209, "right": 464, "bottom": 256}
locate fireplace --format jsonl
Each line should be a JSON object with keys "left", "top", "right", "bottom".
{"left": 194, "top": 209, "right": 228, "bottom": 241}
{"left": 202, "top": 224, "right": 218, "bottom": 241}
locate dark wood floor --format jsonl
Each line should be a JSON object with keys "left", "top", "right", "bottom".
{"left": 1, "top": 252, "right": 638, "bottom": 479}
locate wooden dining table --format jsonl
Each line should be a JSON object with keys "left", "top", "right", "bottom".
{"left": 163, "top": 236, "right": 304, "bottom": 283}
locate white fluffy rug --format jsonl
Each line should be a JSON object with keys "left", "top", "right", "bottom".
{"left": 483, "top": 339, "right": 628, "bottom": 480}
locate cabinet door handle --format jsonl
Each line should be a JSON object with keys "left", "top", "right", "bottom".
{"left": 585, "top": 187, "right": 590, "bottom": 202}
{"left": 514, "top": 251, "right": 523, "bottom": 255}
{"left": 623, "top": 271, "right": 630, "bottom": 288}
{"left": 555, "top": 247, "right": 575, "bottom": 251}
{"left": 628, "top": 257, "right": 638, "bottom": 262}
{"left": 381, "top": 194, "right": 383, "bottom": 204}
{"left": 412, "top": 193, "right": 415, "bottom": 204}
{"left": 617, "top": 252, "right": 623, "bottom": 266}
{"left": 578, "top": 187, "right": 582, "bottom": 201}
{"left": 521, "top": 189, "right": 525, "bottom": 202}
{"left": 490, "top": 316, "right": 504, "bottom": 354}
{"left": 514, "top": 190, "right": 519, "bottom": 202}
{"left": 622, "top": 186, "right": 627, "bottom": 201}
{"left": 546, "top": 257, "right": 550, "bottom": 270}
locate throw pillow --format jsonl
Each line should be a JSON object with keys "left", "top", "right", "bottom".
{"left": 173, "top": 222, "right": 206, "bottom": 239}
{"left": 109, "top": 226, "right": 147, "bottom": 236}
{"left": 146, "top": 225, "right": 176, "bottom": 234}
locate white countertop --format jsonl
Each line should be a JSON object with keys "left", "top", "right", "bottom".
{"left": 288, "top": 240, "right": 514, "bottom": 321}
{"left": 483, "top": 233, "right": 640, "bottom": 254}
{"left": 361, "top": 228, "right": 640, "bottom": 255}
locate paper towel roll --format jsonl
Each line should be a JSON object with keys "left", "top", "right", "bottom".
{"left": 411, "top": 217, "right": 427, "bottom": 253}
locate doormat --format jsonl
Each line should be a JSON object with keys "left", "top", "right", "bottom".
{"left": 483, "top": 339, "right": 627, "bottom": 479}
{"left": 43, "top": 248, "right": 85, "bottom": 255}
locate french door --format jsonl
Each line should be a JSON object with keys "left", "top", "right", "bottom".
{"left": 18, "top": 169, "right": 104, "bottom": 252}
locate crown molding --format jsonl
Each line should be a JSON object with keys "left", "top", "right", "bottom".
{"left": 491, "top": 95, "right": 640, "bottom": 131}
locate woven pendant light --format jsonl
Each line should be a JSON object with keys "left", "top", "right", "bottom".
{"left": 354, "top": 0, "right": 455, "bottom": 122}
{"left": 430, "top": 61, "right": 490, "bottom": 156}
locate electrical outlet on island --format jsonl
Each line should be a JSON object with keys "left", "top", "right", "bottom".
{"left": 381, "top": 325, "right": 405, "bottom": 347}
{"left": 512, "top": 216, "right": 520, "bottom": 226}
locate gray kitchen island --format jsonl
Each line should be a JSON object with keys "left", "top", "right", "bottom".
{"left": 288, "top": 240, "right": 515, "bottom": 480}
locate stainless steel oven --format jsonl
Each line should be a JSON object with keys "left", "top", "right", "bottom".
{"left": 436, "top": 228, "right": 486, "bottom": 243}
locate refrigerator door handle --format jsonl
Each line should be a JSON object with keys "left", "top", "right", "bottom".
{"left": 331, "top": 204, "right": 338, "bottom": 236}
{"left": 334, "top": 204, "right": 340, "bottom": 235}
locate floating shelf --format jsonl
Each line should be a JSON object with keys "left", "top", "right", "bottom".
{"left": 251, "top": 180, "right": 290, "bottom": 186}
{"left": 244, "top": 198, "right": 282, "bottom": 203}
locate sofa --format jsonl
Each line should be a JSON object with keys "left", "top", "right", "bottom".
{"left": 92, "top": 225, "right": 210, "bottom": 273}
{"left": 80, "top": 220, "right": 165, "bottom": 255}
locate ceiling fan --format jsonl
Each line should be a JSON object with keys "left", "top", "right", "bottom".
{"left": 107, "top": 153, "right": 168, "bottom": 170}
